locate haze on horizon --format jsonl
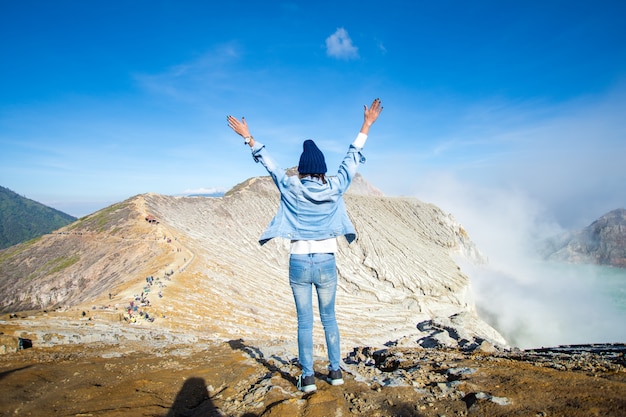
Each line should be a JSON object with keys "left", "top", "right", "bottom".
{"left": 1, "top": 1, "right": 624, "bottom": 226}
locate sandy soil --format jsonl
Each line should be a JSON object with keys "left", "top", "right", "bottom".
{"left": 1, "top": 335, "right": 624, "bottom": 417}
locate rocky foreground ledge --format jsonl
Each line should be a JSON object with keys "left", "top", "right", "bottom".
{"left": 1, "top": 322, "right": 624, "bottom": 417}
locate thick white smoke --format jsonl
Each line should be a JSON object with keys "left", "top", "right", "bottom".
{"left": 418, "top": 173, "right": 626, "bottom": 349}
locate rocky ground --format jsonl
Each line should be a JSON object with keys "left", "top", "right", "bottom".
{"left": 2, "top": 189, "right": 625, "bottom": 416}
{"left": 1, "top": 313, "right": 625, "bottom": 417}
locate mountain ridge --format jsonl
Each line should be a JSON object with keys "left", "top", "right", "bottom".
{"left": 0, "top": 172, "right": 504, "bottom": 350}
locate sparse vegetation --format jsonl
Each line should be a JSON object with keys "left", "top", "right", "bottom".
{"left": 0, "top": 237, "right": 41, "bottom": 264}
{"left": 47, "top": 255, "right": 81, "bottom": 275}
{"left": 71, "top": 201, "right": 132, "bottom": 233}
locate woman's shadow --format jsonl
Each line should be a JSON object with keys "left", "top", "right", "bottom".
{"left": 165, "top": 377, "right": 219, "bottom": 417}
{"left": 165, "top": 376, "right": 259, "bottom": 417}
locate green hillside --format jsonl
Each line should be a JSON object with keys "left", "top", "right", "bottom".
{"left": 0, "top": 186, "right": 76, "bottom": 249}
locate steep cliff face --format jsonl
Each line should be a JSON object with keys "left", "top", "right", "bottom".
{"left": 0, "top": 173, "right": 504, "bottom": 348}
{"left": 543, "top": 208, "right": 626, "bottom": 268}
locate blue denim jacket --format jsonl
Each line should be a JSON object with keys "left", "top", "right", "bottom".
{"left": 251, "top": 141, "right": 366, "bottom": 245}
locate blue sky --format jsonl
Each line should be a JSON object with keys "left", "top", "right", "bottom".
{"left": 1, "top": 0, "right": 625, "bottom": 233}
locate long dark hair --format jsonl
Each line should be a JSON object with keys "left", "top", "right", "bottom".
{"left": 299, "top": 173, "right": 327, "bottom": 184}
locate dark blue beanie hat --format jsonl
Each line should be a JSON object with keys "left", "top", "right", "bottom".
{"left": 298, "top": 139, "right": 327, "bottom": 174}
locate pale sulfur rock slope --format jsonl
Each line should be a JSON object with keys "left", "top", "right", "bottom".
{"left": 0, "top": 172, "right": 505, "bottom": 353}
{"left": 143, "top": 173, "right": 505, "bottom": 350}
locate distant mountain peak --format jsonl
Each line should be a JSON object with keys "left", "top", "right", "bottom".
{"left": 542, "top": 208, "right": 626, "bottom": 267}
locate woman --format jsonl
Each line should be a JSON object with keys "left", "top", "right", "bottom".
{"left": 227, "top": 98, "right": 382, "bottom": 393}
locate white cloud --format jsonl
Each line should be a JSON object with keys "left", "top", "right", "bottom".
{"left": 132, "top": 43, "right": 242, "bottom": 101}
{"left": 376, "top": 38, "right": 387, "bottom": 54}
{"left": 181, "top": 187, "right": 226, "bottom": 195}
{"left": 325, "top": 28, "right": 359, "bottom": 60}
{"left": 380, "top": 85, "right": 626, "bottom": 228}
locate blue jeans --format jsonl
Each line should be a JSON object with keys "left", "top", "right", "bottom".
{"left": 289, "top": 253, "right": 341, "bottom": 376}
